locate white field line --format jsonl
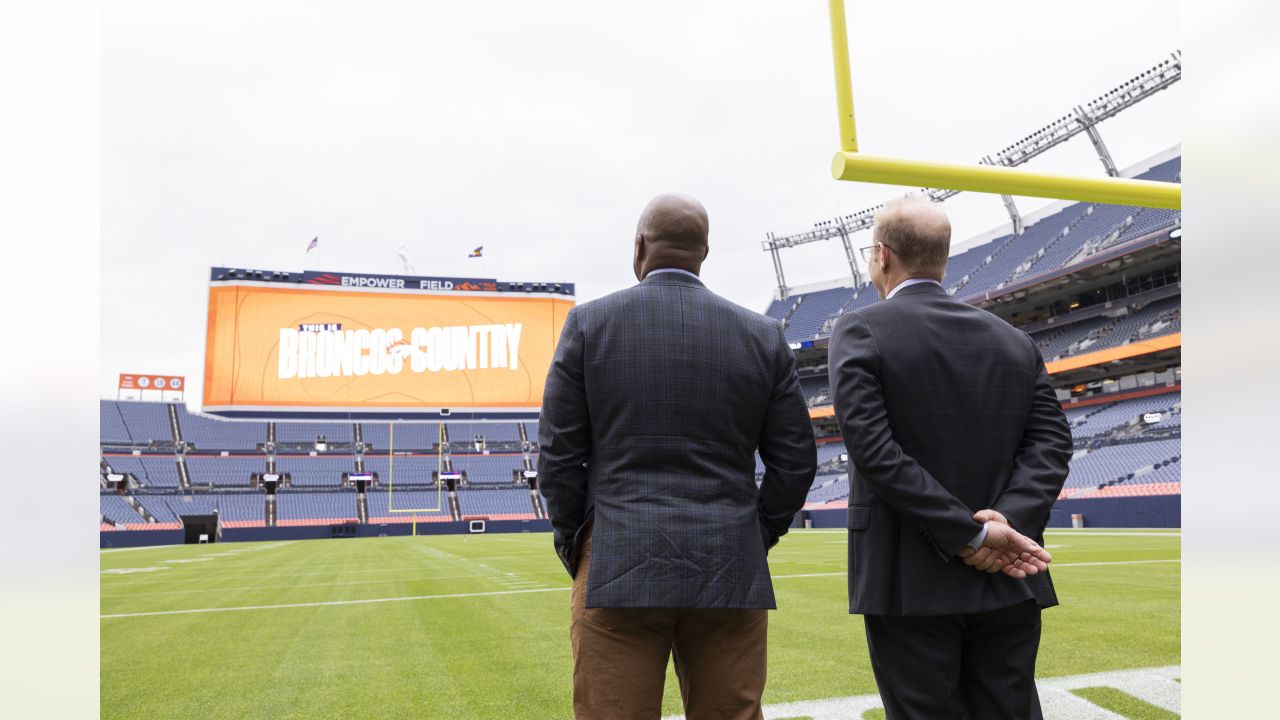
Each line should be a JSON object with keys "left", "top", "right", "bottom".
{"left": 100, "top": 572, "right": 566, "bottom": 598}
{"left": 100, "top": 558, "right": 1177, "bottom": 620}
{"left": 661, "top": 665, "right": 1181, "bottom": 720}
{"left": 101, "top": 586, "right": 569, "bottom": 619}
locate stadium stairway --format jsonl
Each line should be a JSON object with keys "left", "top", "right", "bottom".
{"left": 265, "top": 494, "right": 277, "bottom": 527}
{"left": 448, "top": 489, "right": 463, "bottom": 521}
{"left": 176, "top": 454, "right": 192, "bottom": 491}
{"left": 527, "top": 485, "right": 546, "bottom": 519}
{"left": 356, "top": 491, "right": 369, "bottom": 523}
{"left": 439, "top": 427, "right": 465, "bottom": 521}
{"left": 167, "top": 403, "right": 182, "bottom": 445}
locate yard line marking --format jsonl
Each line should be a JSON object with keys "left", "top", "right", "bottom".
{"left": 679, "top": 666, "right": 1181, "bottom": 720}
{"left": 101, "top": 572, "right": 554, "bottom": 597}
{"left": 100, "top": 559, "right": 1179, "bottom": 619}
{"left": 101, "top": 567, "right": 170, "bottom": 575}
{"left": 101, "top": 586, "right": 571, "bottom": 619}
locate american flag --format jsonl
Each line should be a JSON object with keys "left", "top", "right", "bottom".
{"left": 306, "top": 237, "right": 319, "bottom": 252}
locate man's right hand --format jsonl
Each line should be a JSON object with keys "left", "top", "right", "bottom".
{"left": 959, "top": 510, "right": 1051, "bottom": 579}
{"left": 960, "top": 522, "right": 1052, "bottom": 579}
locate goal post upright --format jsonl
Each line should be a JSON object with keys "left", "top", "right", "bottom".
{"left": 824, "top": 0, "right": 1180, "bottom": 210}
{"left": 384, "top": 421, "right": 445, "bottom": 524}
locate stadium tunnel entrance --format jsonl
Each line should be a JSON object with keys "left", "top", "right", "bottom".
{"left": 180, "top": 513, "right": 220, "bottom": 544}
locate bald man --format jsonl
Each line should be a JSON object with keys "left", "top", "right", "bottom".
{"left": 538, "top": 194, "right": 817, "bottom": 719}
{"left": 828, "top": 196, "right": 1072, "bottom": 719}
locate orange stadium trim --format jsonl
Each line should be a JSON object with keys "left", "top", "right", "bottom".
{"left": 804, "top": 334, "right": 1181, "bottom": 419}
{"left": 1044, "top": 332, "right": 1181, "bottom": 375}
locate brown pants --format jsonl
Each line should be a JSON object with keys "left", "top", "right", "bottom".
{"left": 569, "top": 527, "right": 768, "bottom": 720}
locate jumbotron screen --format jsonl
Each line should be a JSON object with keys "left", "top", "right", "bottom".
{"left": 202, "top": 268, "right": 574, "bottom": 419}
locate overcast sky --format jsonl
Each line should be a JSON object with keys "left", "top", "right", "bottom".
{"left": 102, "top": 0, "right": 1179, "bottom": 404}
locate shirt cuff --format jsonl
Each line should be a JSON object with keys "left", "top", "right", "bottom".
{"left": 967, "top": 521, "right": 989, "bottom": 551}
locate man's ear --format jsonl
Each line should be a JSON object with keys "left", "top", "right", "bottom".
{"left": 702, "top": 245, "right": 709, "bottom": 261}
{"left": 633, "top": 234, "right": 647, "bottom": 279}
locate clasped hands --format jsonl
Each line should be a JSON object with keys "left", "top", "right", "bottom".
{"left": 957, "top": 510, "right": 1052, "bottom": 580}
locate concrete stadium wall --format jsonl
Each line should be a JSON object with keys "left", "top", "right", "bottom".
{"left": 101, "top": 519, "right": 554, "bottom": 548}
{"left": 100, "top": 529, "right": 185, "bottom": 548}
{"left": 803, "top": 495, "right": 1181, "bottom": 530}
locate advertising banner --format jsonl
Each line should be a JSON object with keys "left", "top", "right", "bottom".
{"left": 202, "top": 279, "right": 573, "bottom": 418}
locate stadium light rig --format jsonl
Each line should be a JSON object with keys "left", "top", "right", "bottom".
{"left": 824, "top": 0, "right": 1180, "bottom": 211}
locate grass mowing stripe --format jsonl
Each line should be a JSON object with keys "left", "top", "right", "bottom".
{"left": 101, "top": 558, "right": 1179, "bottom": 619}
{"left": 1070, "top": 687, "right": 1179, "bottom": 719}
{"left": 101, "top": 586, "right": 570, "bottom": 619}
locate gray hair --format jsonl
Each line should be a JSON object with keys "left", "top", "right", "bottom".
{"left": 873, "top": 195, "right": 951, "bottom": 276}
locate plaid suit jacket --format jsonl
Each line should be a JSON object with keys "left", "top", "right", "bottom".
{"left": 538, "top": 271, "right": 817, "bottom": 609}
{"left": 828, "top": 282, "right": 1073, "bottom": 616}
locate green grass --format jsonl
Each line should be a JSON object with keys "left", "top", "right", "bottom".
{"left": 1072, "top": 687, "right": 1180, "bottom": 720}
{"left": 101, "top": 529, "right": 1180, "bottom": 719}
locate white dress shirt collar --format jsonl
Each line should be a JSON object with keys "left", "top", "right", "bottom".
{"left": 645, "top": 268, "right": 702, "bottom": 281}
{"left": 886, "top": 277, "right": 943, "bottom": 300}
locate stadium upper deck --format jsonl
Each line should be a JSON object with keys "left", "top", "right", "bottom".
{"left": 765, "top": 155, "right": 1180, "bottom": 346}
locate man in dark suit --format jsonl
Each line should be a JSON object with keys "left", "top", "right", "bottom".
{"left": 828, "top": 196, "right": 1072, "bottom": 719}
{"left": 539, "top": 193, "right": 817, "bottom": 720}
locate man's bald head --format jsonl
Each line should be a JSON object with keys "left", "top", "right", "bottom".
{"left": 873, "top": 195, "right": 951, "bottom": 277}
{"left": 633, "top": 193, "right": 710, "bottom": 280}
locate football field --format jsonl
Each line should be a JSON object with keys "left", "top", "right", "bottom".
{"left": 101, "top": 529, "right": 1180, "bottom": 719}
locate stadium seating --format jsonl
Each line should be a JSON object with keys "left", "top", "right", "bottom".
{"left": 275, "top": 422, "right": 354, "bottom": 444}
{"left": 1062, "top": 438, "right": 1180, "bottom": 490}
{"left": 274, "top": 455, "right": 356, "bottom": 487}
{"left": 359, "top": 422, "right": 439, "bottom": 451}
{"left": 366, "top": 489, "right": 453, "bottom": 523}
{"left": 100, "top": 494, "right": 142, "bottom": 525}
{"left": 175, "top": 406, "right": 265, "bottom": 449}
{"left": 799, "top": 375, "right": 830, "bottom": 406}
{"left": 1066, "top": 392, "right": 1180, "bottom": 438}
{"left": 111, "top": 401, "right": 173, "bottom": 445}
{"left": 185, "top": 456, "right": 263, "bottom": 487}
{"left": 449, "top": 423, "right": 523, "bottom": 444}
{"left": 816, "top": 442, "right": 845, "bottom": 466}
{"left": 100, "top": 401, "right": 132, "bottom": 444}
{"left": 103, "top": 454, "right": 181, "bottom": 487}
{"left": 133, "top": 492, "right": 265, "bottom": 524}
{"left": 457, "top": 488, "right": 536, "bottom": 519}
{"left": 276, "top": 491, "right": 357, "bottom": 523}
{"left": 805, "top": 474, "right": 850, "bottom": 505}
{"left": 784, "top": 286, "right": 856, "bottom": 343}
{"left": 451, "top": 453, "right": 526, "bottom": 484}
{"left": 362, "top": 454, "right": 440, "bottom": 485}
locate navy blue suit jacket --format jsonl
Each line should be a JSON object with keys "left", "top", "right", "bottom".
{"left": 538, "top": 271, "right": 817, "bottom": 609}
